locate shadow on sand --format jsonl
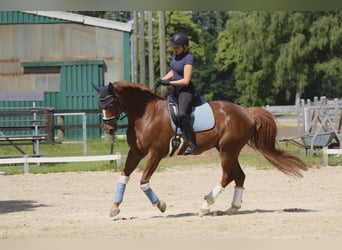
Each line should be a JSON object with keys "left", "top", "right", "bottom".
{"left": 112, "top": 207, "right": 316, "bottom": 221}
{"left": 0, "top": 200, "right": 48, "bottom": 214}
{"left": 163, "top": 208, "right": 316, "bottom": 218}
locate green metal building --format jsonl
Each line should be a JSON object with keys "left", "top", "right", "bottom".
{"left": 0, "top": 11, "right": 132, "bottom": 138}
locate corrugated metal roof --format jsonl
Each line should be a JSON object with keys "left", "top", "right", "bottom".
{"left": 21, "top": 60, "right": 105, "bottom": 67}
{"left": 21, "top": 11, "right": 132, "bottom": 32}
{"left": 0, "top": 11, "right": 69, "bottom": 23}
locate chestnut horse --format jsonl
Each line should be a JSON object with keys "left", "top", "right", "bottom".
{"left": 93, "top": 81, "right": 307, "bottom": 217}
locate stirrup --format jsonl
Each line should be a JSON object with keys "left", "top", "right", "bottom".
{"left": 184, "top": 144, "right": 195, "bottom": 155}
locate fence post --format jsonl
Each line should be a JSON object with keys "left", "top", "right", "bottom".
{"left": 44, "top": 108, "right": 55, "bottom": 143}
{"left": 82, "top": 113, "right": 87, "bottom": 155}
{"left": 57, "top": 115, "right": 65, "bottom": 141}
{"left": 24, "top": 155, "right": 29, "bottom": 174}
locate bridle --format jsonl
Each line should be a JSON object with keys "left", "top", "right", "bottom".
{"left": 98, "top": 86, "right": 124, "bottom": 134}
{"left": 100, "top": 96, "right": 122, "bottom": 122}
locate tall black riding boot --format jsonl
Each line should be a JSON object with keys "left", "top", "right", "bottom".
{"left": 180, "top": 116, "right": 197, "bottom": 155}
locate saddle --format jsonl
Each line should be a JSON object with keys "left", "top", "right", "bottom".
{"left": 167, "top": 94, "right": 215, "bottom": 157}
{"left": 167, "top": 94, "right": 215, "bottom": 134}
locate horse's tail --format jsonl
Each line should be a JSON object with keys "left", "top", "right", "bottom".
{"left": 247, "top": 107, "right": 308, "bottom": 178}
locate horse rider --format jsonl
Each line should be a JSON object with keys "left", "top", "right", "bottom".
{"left": 157, "top": 32, "right": 197, "bottom": 155}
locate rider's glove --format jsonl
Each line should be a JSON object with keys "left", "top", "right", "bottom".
{"left": 157, "top": 80, "right": 171, "bottom": 86}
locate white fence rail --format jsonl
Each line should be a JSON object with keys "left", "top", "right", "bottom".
{"left": 323, "top": 147, "right": 342, "bottom": 166}
{"left": 0, "top": 153, "right": 121, "bottom": 174}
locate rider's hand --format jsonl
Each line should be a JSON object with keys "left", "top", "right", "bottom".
{"left": 157, "top": 80, "right": 171, "bottom": 86}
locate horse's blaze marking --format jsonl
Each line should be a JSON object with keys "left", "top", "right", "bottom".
{"left": 102, "top": 110, "right": 107, "bottom": 120}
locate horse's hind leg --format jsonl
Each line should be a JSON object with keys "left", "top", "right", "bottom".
{"left": 199, "top": 152, "right": 245, "bottom": 216}
{"left": 225, "top": 161, "right": 245, "bottom": 215}
{"left": 199, "top": 151, "right": 235, "bottom": 216}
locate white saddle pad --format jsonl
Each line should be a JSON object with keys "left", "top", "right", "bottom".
{"left": 169, "top": 102, "right": 215, "bottom": 134}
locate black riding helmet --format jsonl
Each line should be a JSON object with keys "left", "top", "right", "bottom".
{"left": 170, "top": 32, "right": 189, "bottom": 47}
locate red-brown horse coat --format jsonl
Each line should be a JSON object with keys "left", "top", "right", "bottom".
{"left": 97, "top": 81, "right": 307, "bottom": 216}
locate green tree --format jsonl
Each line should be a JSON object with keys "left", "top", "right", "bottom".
{"left": 216, "top": 12, "right": 279, "bottom": 106}
{"left": 275, "top": 11, "right": 342, "bottom": 101}
{"left": 275, "top": 12, "right": 317, "bottom": 103}
{"left": 105, "top": 11, "right": 133, "bottom": 22}
{"left": 71, "top": 11, "right": 108, "bottom": 19}
{"left": 308, "top": 12, "right": 342, "bottom": 98}
{"left": 216, "top": 11, "right": 342, "bottom": 106}
{"left": 72, "top": 11, "right": 132, "bottom": 22}
{"left": 190, "top": 11, "right": 235, "bottom": 101}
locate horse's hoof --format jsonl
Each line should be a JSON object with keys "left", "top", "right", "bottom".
{"left": 198, "top": 208, "right": 210, "bottom": 217}
{"left": 157, "top": 200, "right": 167, "bottom": 213}
{"left": 225, "top": 205, "right": 240, "bottom": 215}
{"left": 110, "top": 207, "right": 120, "bottom": 217}
{"left": 204, "top": 195, "right": 215, "bottom": 205}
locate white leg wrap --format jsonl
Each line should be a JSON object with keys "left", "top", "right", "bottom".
{"left": 224, "top": 186, "right": 244, "bottom": 215}
{"left": 118, "top": 175, "right": 130, "bottom": 184}
{"left": 211, "top": 184, "right": 225, "bottom": 199}
{"left": 200, "top": 184, "right": 224, "bottom": 210}
{"left": 231, "top": 186, "right": 244, "bottom": 208}
{"left": 140, "top": 183, "right": 150, "bottom": 191}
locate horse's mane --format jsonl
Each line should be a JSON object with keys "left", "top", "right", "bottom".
{"left": 112, "top": 81, "right": 165, "bottom": 101}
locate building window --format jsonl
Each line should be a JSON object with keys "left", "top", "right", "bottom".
{"left": 22, "top": 65, "right": 61, "bottom": 92}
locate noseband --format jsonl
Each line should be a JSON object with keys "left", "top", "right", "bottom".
{"left": 98, "top": 89, "right": 123, "bottom": 126}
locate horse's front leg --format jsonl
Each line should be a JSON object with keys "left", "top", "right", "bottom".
{"left": 140, "top": 152, "right": 166, "bottom": 214}
{"left": 110, "top": 149, "right": 143, "bottom": 217}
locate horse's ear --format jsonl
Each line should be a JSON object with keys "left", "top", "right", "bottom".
{"left": 108, "top": 82, "right": 114, "bottom": 94}
{"left": 91, "top": 83, "right": 100, "bottom": 92}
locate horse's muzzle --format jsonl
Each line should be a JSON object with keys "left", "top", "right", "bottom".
{"left": 103, "top": 118, "right": 117, "bottom": 136}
